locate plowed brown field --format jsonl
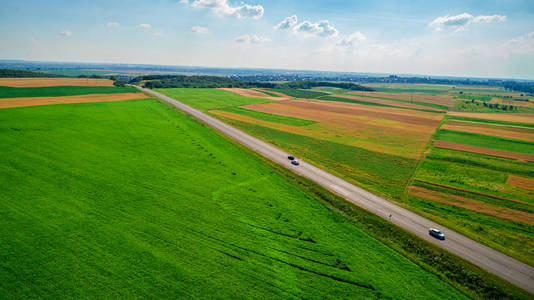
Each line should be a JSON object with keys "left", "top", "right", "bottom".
{"left": 219, "top": 88, "right": 286, "bottom": 100}
{"left": 0, "top": 93, "right": 149, "bottom": 109}
{"left": 0, "top": 78, "right": 115, "bottom": 87}
{"left": 409, "top": 185, "right": 534, "bottom": 225}
{"left": 447, "top": 112, "right": 534, "bottom": 124}
{"left": 441, "top": 121, "right": 534, "bottom": 142}
{"left": 433, "top": 140, "right": 534, "bottom": 162}
{"left": 348, "top": 91, "right": 456, "bottom": 107}
{"left": 332, "top": 94, "right": 446, "bottom": 112}
{"left": 507, "top": 175, "right": 534, "bottom": 191}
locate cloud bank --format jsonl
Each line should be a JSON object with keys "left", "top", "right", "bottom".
{"left": 429, "top": 13, "right": 506, "bottom": 32}
{"left": 183, "top": 0, "right": 264, "bottom": 19}
{"left": 275, "top": 15, "right": 338, "bottom": 38}
{"left": 235, "top": 34, "right": 270, "bottom": 44}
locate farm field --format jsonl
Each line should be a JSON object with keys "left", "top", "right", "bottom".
{"left": 0, "top": 78, "right": 146, "bottom": 108}
{"left": 0, "top": 86, "right": 138, "bottom": 98}
{"left": 0, "top": 99, "right": 468, "bottom": 299}
{"left": 157, "top": 86, "right": 534, "bottom": 268}
{"left": 0, "top": 77, "right": 114, "bottom": 87}
{"left": 0, "top": 93, "right": 149, "bottom": 108}
{"left": 157, "top": 88, "right": 443, "bottom": 201}
{"left": 409, "top": 114, "right": 534, "bottom": 266}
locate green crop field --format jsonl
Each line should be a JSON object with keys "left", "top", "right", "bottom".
{"left": 156, "top": 88, "right": 271, "bottom": 110}
{"left": 0, "top": 86, "right": 137, "bottom": 98}
{"left": 270, "top": 88, "right": 329, "bottom": 99}
{"left": 435, "top": 129, "right": 534, "bottom": 154}
{"left": 0, "top": 99, "right": 472, "bottom": 299}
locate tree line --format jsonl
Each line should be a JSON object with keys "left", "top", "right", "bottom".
{"left": 130, "top": 75, "right": 374, "bottom": 91}
{"left": 0, "top": 69, "right": 60, "bottom": 78}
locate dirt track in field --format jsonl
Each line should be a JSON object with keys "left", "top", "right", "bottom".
{"left": 442, "top": 121, "right": 534, "bottom": 142}
{"left": 348, "top": 91, "right": 456, "bottom": 107}
{"left": 219, "top": 88, "right": 288, "bottom": 100}
{"left": 409, "top": 186, "right": 534, "bottom": 225}
{"left": 433, "top": 140, "right": 534, "bottom": 162}
{"left": 0, "top": 78, "right": 115, "bottom": 87}
{"left": 0, "top": 93, "right": 150, "bottom": 108}
{"left": 331, "top": 94, "right": 446, "bottom": 112}
{"left": 507, "top": 175, "right": 534, "bottom": 191}
{"left": 447, "top": 111, "right": 534, "bottom": 124}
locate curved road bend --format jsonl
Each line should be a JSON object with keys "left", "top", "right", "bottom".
{"left": 136, "top": 86, "right": 534, "bottom": 294}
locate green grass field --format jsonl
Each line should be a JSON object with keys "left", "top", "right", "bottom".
{"left": 0, "top": 99, "right": 469, "bottom": 299}
{"left": 156, "top": 88, "right": 271, "bottom": 110}
{"left": 435, "top": 129, "right": 534, "bottom": 154}
{"left": 270, "top": 88, "right": 329, "bottom": 99}
{"left": 0, "top": 86, "right": 137, "bottom": 98}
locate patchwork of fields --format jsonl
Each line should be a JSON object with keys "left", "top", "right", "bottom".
{"left": 409, "top": 114, "right": 534, "bottom": 265}
{"left": 0, "top": 78, "right": 148, "bottom": 108}
{"left": 157, "top": 86, "right": 534, "bottom": 269}
{"left": 2, "top": 78, "right": 533, "bottom": 297}
{"left": 157, "top": 88, "right": 444, "bottom": 199}
{"left": 0, "top": 77, "right": 114, "bottom": 87}
{"left": 0, "top": 95, "right": 467, "bottom": 298}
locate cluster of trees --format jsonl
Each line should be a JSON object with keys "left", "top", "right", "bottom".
{"left": 77, "top": 74, "right": 104, "bottom": 79}
{"left": 503, "top": 81, "right": 534, "bottom": 95}
{"left": 130, "top": 75, "right": 373, "bottom": 91}
{"left": 463, "top": 99, "right": 519, "bottom": 111}
{"left": 0, "top": 69, "right": 58, "bottom": 78}
{"left": 282, "top": 81, "right": 374, "bottom": 91}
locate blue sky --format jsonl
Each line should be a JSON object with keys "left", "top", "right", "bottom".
{"left": 1, "top": 0, "right": 533, "bottom": 78}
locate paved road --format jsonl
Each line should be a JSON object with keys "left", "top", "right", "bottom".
{"left": 137, "top": 86, "right": 534, "bottom": 294}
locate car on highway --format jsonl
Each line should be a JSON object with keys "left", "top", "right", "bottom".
{"left": 291, "top": 160, "right": 300, "bottom": 166}
{"left": 287, "top": 155, "right": 295, "bottom": 160}
{"left": 429, "top": 228, "right": 445, "bottom": 240}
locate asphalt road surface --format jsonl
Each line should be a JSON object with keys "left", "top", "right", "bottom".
{"left": 137, "top": 86, "right": 534, "bottom": 294}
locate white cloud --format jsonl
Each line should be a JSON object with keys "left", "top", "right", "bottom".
{"left": 506, "top": 31, "right": 534, "bottom": 54}
{"left": 473, "top": 15, "right": 507, "bottom": 24}
{"left": 137, "top": 23, "right": 152, "bottom": 29}
{"left": 60, "top": 30, "right": 72, "bottom": 37}
{"left": 153, "top": 31, "right": 164, "bottom": 37}
{"left": 235, "top": 34, "right": 270, "bottom": 44}
{"left": 337, "top": 32, "right": 367, "bottom": 47}
{"left": 275, "top": 15, "right": 338, "bottom": 38}
{"left": 188, "top": 0, "right": 264, "bottom": 19}
{"left": 429, "top": 13, "right": 506, "bottom": 32}
{"left": 294, "top": 20, "right": 338, "bottom": 38}
{"left": 179, "top": 0, "right": 189, "bottom": 3}
{"left": 107, "top": 22, "right": 120, "bottom": 28}
{"left": 191, "top": 26, "right": 208, "bottom": 34}
{"left": 274, "top": 15, "right": 297, "bottom": 30}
